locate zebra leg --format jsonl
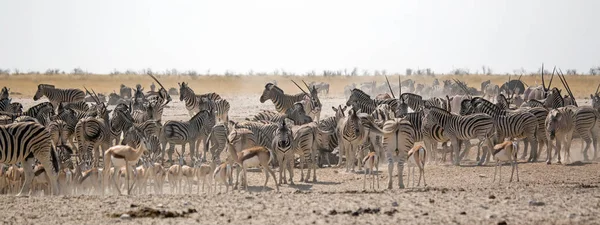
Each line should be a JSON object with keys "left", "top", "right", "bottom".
{"left": 450, "top": 138, "right": 461, "bottom": 166}
{"left": 397, "top": 158, "right": 405, "bottom": 189}
{"left": 564, "top": 133, "right": 574, "bottom": 164}
{"left": 386, "top": 151, "right": 394, "bottom": 189}
{"left": 166, "top": 143, "right": 174, "bottom": 164}
{"left": 189, "top": 141, "right": 197, "bottom": 165}
{"left": 546, "top": 134, "right": 554, "bottom": 164}
{"left": 312, "top": 148, "right": 318, "bottom": 182}
{"left": 287, "top": 153, "right": 295, "bottom": 185}
{"left": 582, "top": 135, "right": 592, "bottom": 161}
{"left": 478, "top": 138, "right": 494, "bottom": 166}
{"left": 556, "top": 138, "right": 563, "bottom": 164}
{"left": 520, "top": 138, "right": 529, "bottom": 160}
{"left": 277, "top": 152, "right": 285, "bottom": 185}
{"left": 17, "top": 158, "right": 36, "bottom": 196}
{"left": 528, "top": 135, "right": 539, "bottom": 162}
{"left": 459, "top": 141, "right": 472, "bottom": 161}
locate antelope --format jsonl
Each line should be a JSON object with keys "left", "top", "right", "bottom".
{"left": 195, "top": 160, "right": 216, "bottom": 194}
{"left": 102, "top": 135, "right": 151, "bottom": 195}
{"left": 226, "top": 131, "right": 279, "bottom": 192}
{"left": 213, "top": 162, "right": 233, "bottom": 193}
{"left": 167, "top": 152, "right": 185, "bottom": 194}
{"left": 492, "top": 140, "right": 519, "bottom": 183}
{"left": 362, "top": 151, "right": 379, "bottom": 190}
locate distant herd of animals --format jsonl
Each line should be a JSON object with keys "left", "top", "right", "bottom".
{"left": 0, "top": 65, "right": 599, "bottom": 196}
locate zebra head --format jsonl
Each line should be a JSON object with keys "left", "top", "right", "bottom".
{"left": 546, "top": 109, "right": 566, "bottom": 140}
{"left": 333, "top": 105, "right": 347, "bottom": 119}
{"left": 347, "top": 108, "right": 362, "bottom": 135}
{"left": 178, "top": 82, "right": 192, "bottom": 101}
{"left": 346, "top": 88, "right": 371, "bottom": 107}
{"left": 544, "top": 87, "right": 564, "bottom": 109}
{"left": 34, "top": 84, "right": 54, "bottom": 101}
{"left": 260, "top": 83, "right": 279, "bottom": 103}
{"left": 274, "top": 120, "right": 293, "bottom": 150}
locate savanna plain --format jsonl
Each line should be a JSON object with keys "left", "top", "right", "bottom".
{"left": 1, "top": 74, "right": 600, "bottom": 225}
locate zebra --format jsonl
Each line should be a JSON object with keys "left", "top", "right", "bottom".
{"left": 198, "top": 98, "right": 230, "bottom": 123}
{"left": 272, "top": 120, "right": 295, "bottom": 185}
{"left": 422, "top": 106, "right": 495, "bottom": 166}
{"left": 48, "top": 120, "right": 70, "bottom": 147}
{"left": 179, "top": 82, "right": 222, "bottom": 117}
{"left": 360, "top": 117, "right": 416, "bottom": 189}
{"left": 62, "top": 101, "right": 90, "bottom": 112}
{"left": 496, "top": 94, "right": 550, "bottom": 162}
{"left": 160, "top": 109, "right": 216, "bottom": 165}
{"left": 33, "top": 84, "right": 85, "bottom": 109}
{"left": 469, "top": 97, "right": 539, "bottom": 163}
{"left": 0, "top": 122, "right": 60, "bottom": 196}
{"left": 74, "top": 100, "right": 113, "bottom": 167}
{"left": 543, "top": 87, "right": 565, "bottom": 109}
{"left": 260, "top": 83, "right": 321, "bottom": 121}
{"left": 398, "top": 93, "right": 447, "bottom": 112}
{"left": 131, "top": 100, "right": 167, "bottom": 123}
{"left": 338, "top": 108, "right": 368, "bottom": 172}
{"left": 315, "top": 105, "right": 347, "bottom": 167}
{"left": 291, "top": 122, "right": 319, "bottom": 182}
{"left": 247, "top": 103, "right": 313, "bottom": 126}
{"left": 0, "top": 102, "right": 55, "bottom": 125}
{"left": 202, "top": 122, "right": 230, "bottom": 164}
{"left": 346, "top": 88, "right": 398, "bottom": 114}
{"left": 547, "top": 106, "right": 598, "bottom": 163}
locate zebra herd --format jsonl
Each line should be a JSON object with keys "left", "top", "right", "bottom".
{"left": 0, "top": 70, "right": 599, "bottom": 196}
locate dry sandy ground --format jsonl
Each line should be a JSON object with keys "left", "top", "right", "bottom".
{"left": 1, "top": 94, "right": 600, "bottom": 225}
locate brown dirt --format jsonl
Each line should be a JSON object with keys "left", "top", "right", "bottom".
{"left": 1, "top": 90, "right": 600, "bottom": 225}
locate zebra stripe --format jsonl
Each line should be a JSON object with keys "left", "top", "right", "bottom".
{"left": 199, "top": 98, "right": 230, "bottom": 123}
{"left": 422, "top": 106, "right": 495, "bottom": 166}
{"left": 273, "top": 120, "right": 295, "bottom": 184}
{"left": 346, "top": 88, "right": 398, "bottom": 114}
{"left": 33, "top": 84, "right": 85, "bottom": 107}
{"left": 179, "top": 82, "right": 222, "bottom": 117}
{"left": 0, "top": 122, "right": 59, "bottom": 196}
{"left": 160, "top": 109, "right": 216, "bottom": 164}
{"left": 470, "top": 97, "right": 539, "bottom": 163}
{"left": 260, "top": 83, "right": 307, "bottom": 115}
{"left": 74, "top": 105, "right": 112, "bottom": 168}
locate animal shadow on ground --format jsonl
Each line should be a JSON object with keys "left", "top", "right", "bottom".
{"left": 565, "top": 161, "right": 593, "bottom": 167}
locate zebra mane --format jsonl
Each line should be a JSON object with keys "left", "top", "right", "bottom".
{"left": 38, "top": 84, "right": 55, "bottom": 89}
{"left": 400, "top": 92, "right": 423, "bottom": 100}
{"left": 190, "top": 109, "right": 210, "bottom": 121}
{"left": 424, "top": 105, "right": 451, "bottom": 115}
{"left": 350, "top": 88, "right": 371, "bottom": 99}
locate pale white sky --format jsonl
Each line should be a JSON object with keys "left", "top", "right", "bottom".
{"left": 1, "top": 0, "right": 598, "bottom": 74}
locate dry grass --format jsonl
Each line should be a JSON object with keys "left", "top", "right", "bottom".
{"left": 2, "top": 73, "right": 598, "bottom": 98}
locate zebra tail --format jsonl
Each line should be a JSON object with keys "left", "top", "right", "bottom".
{"left": 50, "top": 145, "right": 60, "bottom": 174}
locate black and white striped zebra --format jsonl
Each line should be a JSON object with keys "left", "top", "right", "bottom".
{"left": 422, "top": 106, "right": 495, "bottom": 166}
{"left": 470, "top": 97, "right": 539, "bottom": 163}
{"left": 33, "top": 84, "right": 85, "bottom": 109}
{"left": 131, "top": 100, "right": 166, "bottom": 123}
{"left": 198, "top": 98, "right": 230, "bottom": 123}
{"left": 346, "top": 88, "right": 398, "bottom": 114}
{"left": 338, "top": 108, "right": 368, "bottom": 172}
{"left": 179, "top": 82, "right": 222, "bottom": 117}
{"left": 74, "top": 103, "right": 112, "bottom": 168}
{"left": 160, "top": 109, "right": 216, "bottom": 165}
{"left": 360, "top": 117, "right": 416, "bottom": 189}
{"left": 398, "top": 93, "right": 447, "bottom": 112}
{"left": 547, "top": 106, "right": 599, "bottom": 163}
{"left": 260, "top": 83, "right": 304, "bottom": 113}
{"left": 543, "top": 87, "right": 565, "bottom": 109}
{"left": 272, "top": 120, "right": 295, "bottom": 185}
{"left": 315, "top": 105, "right": 347, "bottom": 167}
{"left": 0, "top": 122, "right": 60, "bottom": 196}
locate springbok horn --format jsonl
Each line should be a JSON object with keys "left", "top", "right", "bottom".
{"left": 290, "top": 80, "right": 310, "bottom": 96}
{"left": 384, "top": 75, "right": 396, "bottom": 99}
